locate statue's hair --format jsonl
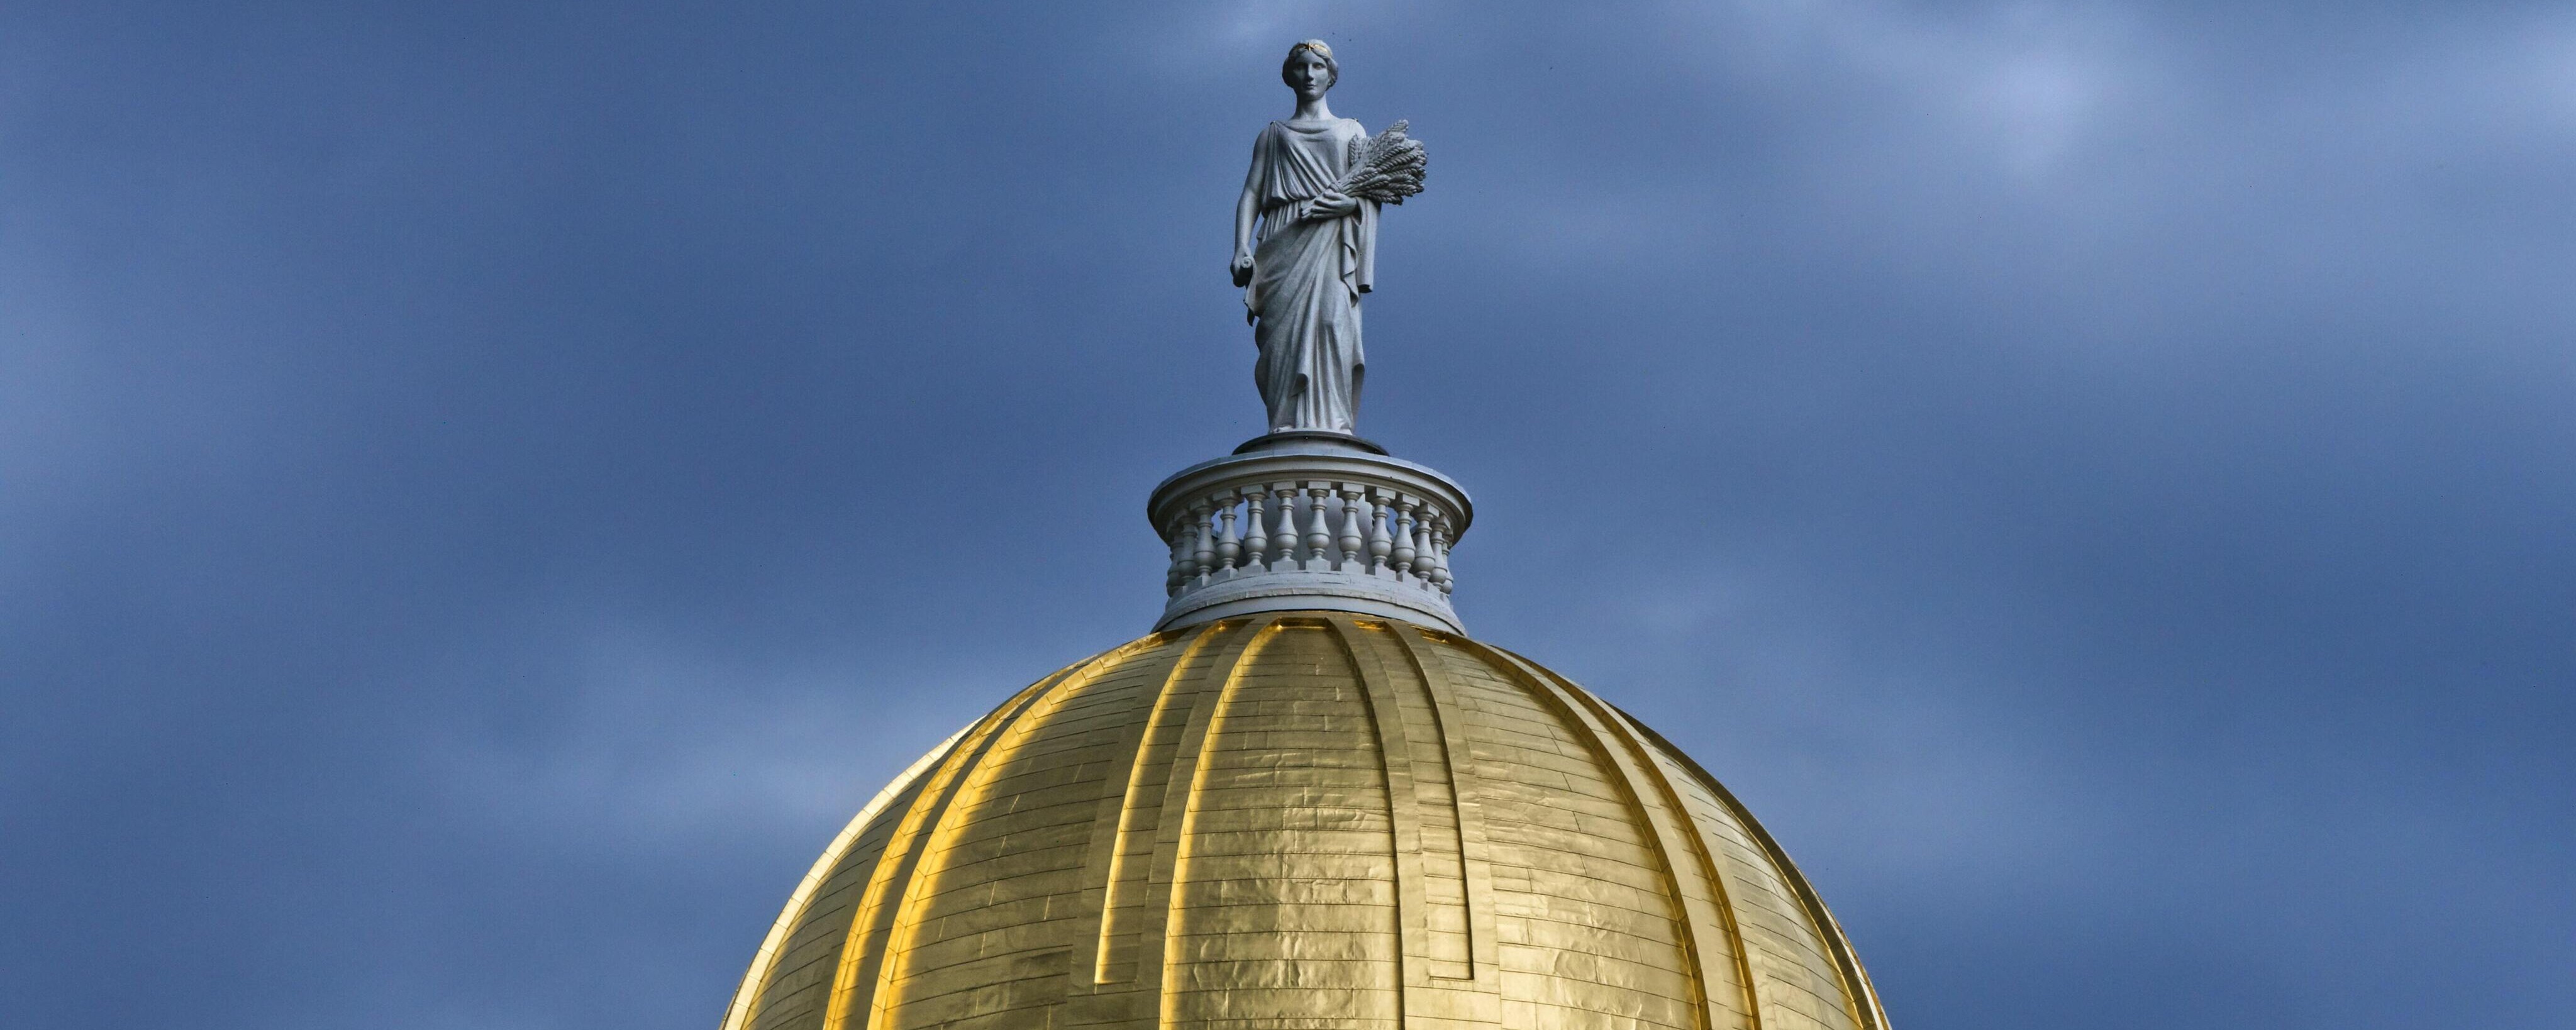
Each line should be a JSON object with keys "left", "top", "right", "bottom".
{"left": 1281, "top": 40, "right": 1338, "bottom": 89}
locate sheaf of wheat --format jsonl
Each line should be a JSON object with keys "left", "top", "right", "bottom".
{"left": 1336, "top": 119, "right": 1428, "bottom": 205}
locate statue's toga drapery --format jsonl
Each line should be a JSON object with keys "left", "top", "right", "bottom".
{"left": 1244, "top": 118, "right": 1377, "bottom": 435}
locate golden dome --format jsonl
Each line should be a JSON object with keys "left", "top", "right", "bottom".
{"left": 720, "top": 612, "right": 1887, "bottom": 1030}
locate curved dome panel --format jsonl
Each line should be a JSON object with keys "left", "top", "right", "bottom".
{"left": 722, "top": 614, "right": 1888, "bottom": 1030}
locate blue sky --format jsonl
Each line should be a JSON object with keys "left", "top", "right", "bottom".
{"left": 3, "top": 2, "right": 2570, "bottom": 1027}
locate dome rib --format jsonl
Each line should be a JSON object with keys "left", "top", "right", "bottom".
{"left": 1079, "top": 620, "right": 1232, "bottom": 988}
{"left": 1614, "top": 714, "right": 1889, "bottom": 1030}
{"left": 1324, "top": 616, "right": 1482, "bottom": 1004}
{"left": 720, "top": 727, "right": 966, "bottom": 1030}
{"left": 824, "top": 651, "right": 1130, "bottom": 1030}
{"left": 1463, "top": 640, "right": 1759, "bottom": 1030}
{"left": 1120, "top": 616, "right": 1278, "bottom": 1022}
{"left": 1373, "top": 619, "right": 1499, "bottom": 994}
{"left": 721, "top": 617, "right": 1890, "bottom": 1030}
{"left": 1082, "top": 620, "right": 1233, "bottom": 989}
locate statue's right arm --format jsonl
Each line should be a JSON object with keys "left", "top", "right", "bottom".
{"left": 1231, "top": 164, "right": 1261, "bottom": 287}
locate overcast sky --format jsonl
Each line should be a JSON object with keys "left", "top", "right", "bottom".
{"left": 3, "top": 2, "right": 2570, "bottom": 1028}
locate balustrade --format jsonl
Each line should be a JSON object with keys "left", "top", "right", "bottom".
{"left": 1161, "top": 485, "right": 1457, "bottom": 595}
{"left": 1148, "top": 440, "right": 1472, "bottom": 631}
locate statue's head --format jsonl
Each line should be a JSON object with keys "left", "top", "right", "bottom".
{"left": 1281, "top": 40, "right": 1337, "bottom": 97}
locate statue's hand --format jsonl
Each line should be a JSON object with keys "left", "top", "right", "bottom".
{"left": 1309, "top": 191, "right": 1360, "bottom": 220}
{"left": 1230, "top": 250, "right": 1255, "bottom": 287}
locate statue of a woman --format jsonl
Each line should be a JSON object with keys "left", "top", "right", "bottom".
{"left": 1231, "top": 41, "right": 1381, "bottom": 436}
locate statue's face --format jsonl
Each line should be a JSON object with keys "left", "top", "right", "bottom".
{"left": 1285, "top": 52, "right": 1333, "bottom": 99}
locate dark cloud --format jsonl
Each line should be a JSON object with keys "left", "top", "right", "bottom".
{"left": 3, "top": 2, "right": 2569, "bottom": 1027}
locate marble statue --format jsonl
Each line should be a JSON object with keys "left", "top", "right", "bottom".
{"left": 1230, "top": 41, "right": 1425, "bottom": 436}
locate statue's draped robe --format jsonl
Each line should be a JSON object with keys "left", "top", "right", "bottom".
{"left": 1245, "top": 118, "right": 1377, "bottom": 434}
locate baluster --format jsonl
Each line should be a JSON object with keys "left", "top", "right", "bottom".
{"left": 1272, "top": 485, "right": 1302, "bottom": 567}
{"left": 1392, "top": 499, "right": 1418, "bottom": 579}
{"left": 1303, "top": 485, "right": 1332, "bottom": 570}
{"left": 1337, "top": 487, "right": 1366, "bottom": 568}
{"left": 1411, "top": 509, "right": 1437, "bottom": 590}
{"left": 1215, "top": 496, "right": 1241, "bottom": 572}
{"left": 1367, "top": 491, "right": 1394, "bottom": 572}
{"left": 1191, "top": 502, "right": 1216, "bottom": 584}
{"left": 1165, "top": 521, "right": 1192, "bottom": 596}
{"left": 1428, "top": 514, "right": 1455, "bottom": 594}
{"left": 1242, "top": 491, "right": 1269, "bottom": 572}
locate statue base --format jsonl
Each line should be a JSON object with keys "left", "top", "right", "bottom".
{"left": 1233, "top": 429, "right": 1389, "bottom": 456}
